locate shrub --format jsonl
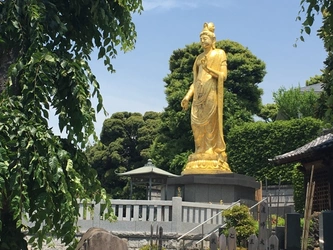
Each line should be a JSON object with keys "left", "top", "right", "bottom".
{"left": 270, "top": 214, "right": 285, "bottom": 227}
{"left": 227, "top": 117, "right": 324, "bottom": 213}
{"left": 222, "top": 205, "right": 256, "bottom": 247}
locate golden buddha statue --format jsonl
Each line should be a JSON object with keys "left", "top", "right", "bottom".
{"left": 181, "top": 22, "right": 231, "bottom": 175}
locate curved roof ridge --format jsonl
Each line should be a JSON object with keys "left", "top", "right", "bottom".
{"left": 270, "top": 133, "right": 333, "bottom": 164}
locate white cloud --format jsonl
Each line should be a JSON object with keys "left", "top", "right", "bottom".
{"left": 143, "top": 0, "right": 230, "bottom": 11}
{"left": 143, "top": 0, "right": 194, "bottom": 11}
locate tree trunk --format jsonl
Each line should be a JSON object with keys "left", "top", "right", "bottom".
{"left": 0, "top": 49, "right": 26, "bottom": 249}
{"left": 0, "top": 48, "right": 18, "bottom": 94}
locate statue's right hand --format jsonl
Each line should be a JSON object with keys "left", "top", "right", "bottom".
{"left": 181, "top": 98, "right": 189, "bottom": 110}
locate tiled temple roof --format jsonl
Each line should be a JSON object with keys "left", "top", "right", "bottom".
{"left": 269, "top": 133, "right": 333, "bottom": 165}
{"left": 117, "top": 159, "right": 179, "bottom": 177}
{"left": 300, "top": 82, "right": 323, "bottom": 93}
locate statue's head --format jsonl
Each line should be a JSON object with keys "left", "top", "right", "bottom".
{"left": 200, "top": 22, "right": 216, "bottom": 49}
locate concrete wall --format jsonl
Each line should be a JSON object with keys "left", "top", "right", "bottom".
{"left": 262, "top": 185, "right": 295, "bottom": 218}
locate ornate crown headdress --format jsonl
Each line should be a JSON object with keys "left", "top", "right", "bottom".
{"left": 203, "top": 22, "right": 215, "bottom": 33}
{"left": 200, "top": 22, "right": 216, "bottom": 38}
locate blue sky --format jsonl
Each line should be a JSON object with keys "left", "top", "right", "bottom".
{"left": 53, "top": 0, "right": 327, "bottom": 137}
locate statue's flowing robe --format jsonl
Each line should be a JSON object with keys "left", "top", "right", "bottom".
{"left": 191, "top": 49, "right": 226, "bottom": 161}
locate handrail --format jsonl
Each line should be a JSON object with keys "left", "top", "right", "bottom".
{"left": 195, "top": 197, "right": 269, "bottom": 245}
{"left": 249, "top": 197, "right": 268, "bottom": 211}
{"left": 195, "top": 222, "right": 227, "bottom": 245}
{"left": 177, "top": 200, "right": 241, "bottom": 241}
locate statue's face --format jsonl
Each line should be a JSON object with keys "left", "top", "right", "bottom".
{"left": 200, "top": 35, "right": 213, "bottom": 49}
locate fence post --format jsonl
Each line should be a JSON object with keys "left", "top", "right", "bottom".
{"left": 248, "top": 234, "right": 258, "bottom": 250}
{"left": 258, "top": 201, "right": 268, "bottom": 250}
{"left": 219, "top": 234, "right": 227, "bottom": 250}
{"left": 319, "top": 211, "right": 333, "bottom": 250}
{"left": 285, "top": 213, "right": 300, "bottom": 250}
{"left": 158, "top": 226, "right": 163, "bottom": 250}
{"left": 209, "top": 233, "right": 218, "bottom": 250}
{"left": 227, "top": 227, "right": 237, "bottom": 250}
{"left": 171, "top": 197, "right": 182, "bottom": 233}
{"left": 150, "top": 224, "right": 153, "bottom": 248}
{"left": 93, "top": 202, "right": 101, "bottom": 228}
{"left": 268, "top": 234, "right": 279, "bottom": 250}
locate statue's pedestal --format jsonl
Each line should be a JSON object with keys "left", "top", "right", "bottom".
{"left": 166, "top": 173, "right": 260, "bottom": 205}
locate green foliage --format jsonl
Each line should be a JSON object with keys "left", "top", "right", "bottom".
{"left": 300, "top": 216, "right": 316, "bottom": 249}
{"left": 222, "top": 40, "right": 266, "bottom": 114}
{"left": 270, "top": 214, "right": 285, "bottom": 227}
{"left": 306, "top": 74, "right": 323, "bottom": 86}
{"left": 228, "top": 117, "right": 323, "bottom": 185}
{"left": 222, "top": 205, "right": 256, "bottom": 246}
{"left": 298, "top": 1, "right": 333, "bottom": 126}
{"left": 292, "top": 164, "right": 305, "bottom": 214}
{"left": 229, "top": 117, "right": 323, "bottom": 214}
{"left": 257, "top": 103, "right": 278, "bottom": 122}
{"left": 0, "top": 96, "right": 115, "bottom": 250}
{"left": 298, "top": 0, "right": 329, "bottom": 41}
{"left": 151, "top": 40, "right": 265, "bottom": 173}
{"left": 306, "top": 212, "right": 320, "bottom": 249}
{"left": 0, "top": 0, "right": 142, "bottom": 249}
{"left": 86, "top": 111, "right": 161, "bottom": 199}
{"left": 320, "top": 37, "right": 333, "bottom": 124}
{"left": 253, "top": 214, "right": 285, "bottom": 236}
{"left": 273, "top": 86, "right": 320, "bottom": 120}
{"left": 224, "top": 91, "right": 254, "bottom": 132}
{"left": 297, "top": 0, "right": 323, "bottom": 40}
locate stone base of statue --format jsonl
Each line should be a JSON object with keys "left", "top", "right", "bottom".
{"left": 166, "top": 172, "right": 260, "bottom": 205}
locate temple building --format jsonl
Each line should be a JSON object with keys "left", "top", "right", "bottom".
{"left": 270, "top": 131, "right": 333, "bottom": 212}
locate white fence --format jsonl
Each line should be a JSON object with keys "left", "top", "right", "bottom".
{"left": 77, "top": 197, "right": 230, "bottom": 235}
